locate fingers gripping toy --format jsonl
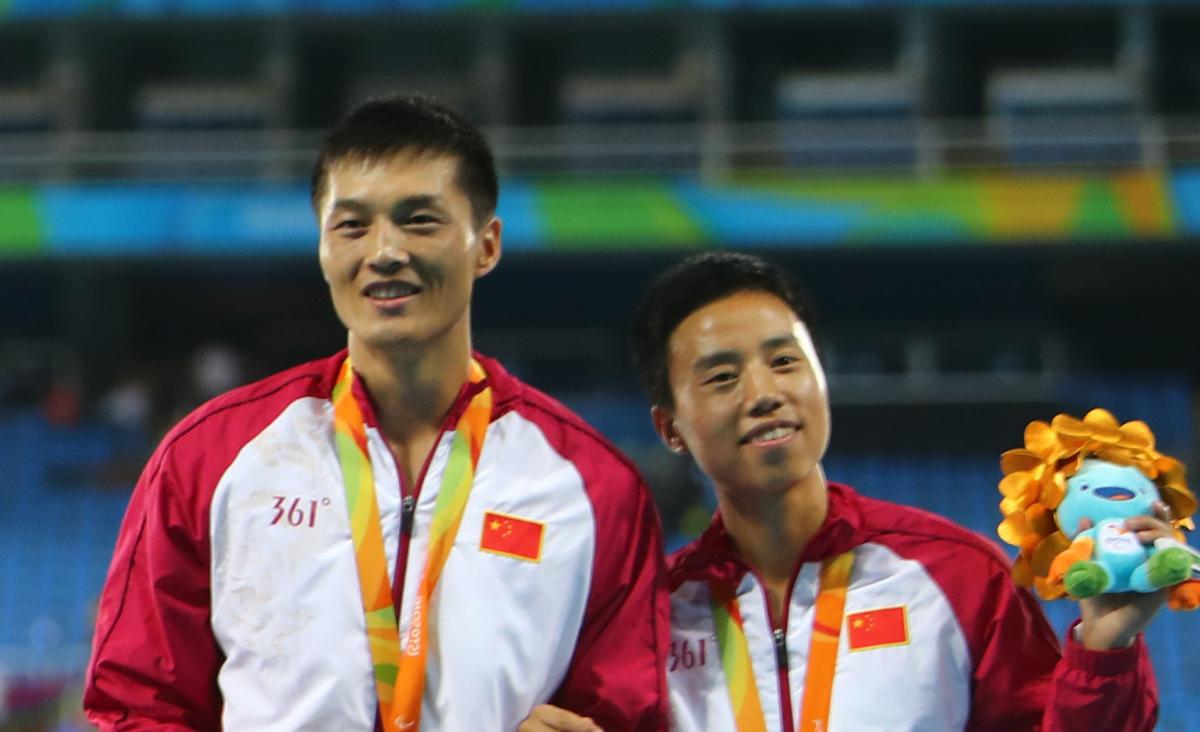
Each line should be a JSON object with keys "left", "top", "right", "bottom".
{"left": 998, "top": 409, "right": 1200, "bottom": 608}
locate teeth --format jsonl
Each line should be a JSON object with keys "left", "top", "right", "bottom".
{"left": 369, "top": 283, "right": 417, "bottom": 299}
{"left": 752, "top": 426, "right": 795, "bottom": 443}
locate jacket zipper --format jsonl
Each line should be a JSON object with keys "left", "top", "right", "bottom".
{"left": 753, "top": 569, "right": 801, "bottom": 732}
{"left": 773, "top": 626, "right": 792, "bottom": 731}
{"left": 387, "top": 378, "right": 488, "bottom": 618}
{"left": 390, "top": 442, "right": 438, "bottom": 615}
{"left": 400, "top": 495, "right": 416, "bottom": 535}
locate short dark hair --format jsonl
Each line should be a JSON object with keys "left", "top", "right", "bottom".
{"left": 630, "top": 251, "right": 817, "bottom": 408}
{"left": 310, "top": 94, "right": 498, "bottom": 227}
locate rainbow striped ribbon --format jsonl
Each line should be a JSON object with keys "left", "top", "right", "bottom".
{"left": 710, "top": 550, "right": 854, "bottom": 732}
{"left": 332, "top": 358, "right": 492, "bottom": 732}
{"left": 711, "top": 581, "right": 768, "bottom": 732}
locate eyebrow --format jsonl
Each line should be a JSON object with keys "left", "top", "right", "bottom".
{"left": 327, "top": 194, "right": 446, "bottom": 220}
{"left": 328, "top": 198, "right": 371, "bottom": 218}
{"left": 761, "top": 335, "right": 800, "bottom": 352}
{"left": 390, "top": 195, "right": 445, "bottom": 222}
{"left": 692, "top": 350, "right": 741, "bottom": 373}
{"left": 692, "top": 334, "right": 800, "bottom": 372}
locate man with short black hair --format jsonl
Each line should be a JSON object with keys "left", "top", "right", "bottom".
{"left": 85, "top": 95, "right": 669, "bottom": 732}
{"left": 524, "top": 250, "right": 1168, "bottom": 731}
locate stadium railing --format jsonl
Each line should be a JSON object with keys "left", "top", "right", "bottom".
{"left": 2, "top": 114, "right": 1199, "bottom": 183}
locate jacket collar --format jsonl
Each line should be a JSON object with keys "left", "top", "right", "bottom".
{"left": 668, "top": 481, "right": 865, "bottom": 591}
{"left": 321, "top": 348, "right": 522, "bottom": 432}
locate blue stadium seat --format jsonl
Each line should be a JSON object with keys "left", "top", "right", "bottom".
{"left": 0, "top": 413, "right": 129, "bottom": 674}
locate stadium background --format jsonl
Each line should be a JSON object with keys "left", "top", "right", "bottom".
{"left": 1, "top": 0, "right": 1199, "bottom": 729}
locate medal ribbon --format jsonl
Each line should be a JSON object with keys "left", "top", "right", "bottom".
{"left": 710, "top": 550, "right": 854, "bottom": 732}
{"left": 796, "top": 550, "right": 853, "bottom": 731}
{"left": 332, "top": 357, "right": 492, "bottom": 732}
{"left": 711, "top": 580, "right": 768, "bottom": 732}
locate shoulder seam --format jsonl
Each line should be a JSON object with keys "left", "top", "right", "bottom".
{"left": 501, "top": 392, "right": 644, "bottom": 476}
{"left": 157, "top": 369, "right": 323, "bottom": 459}
{"left": 860, "top": 522, "right": 1012, "bottom": 572}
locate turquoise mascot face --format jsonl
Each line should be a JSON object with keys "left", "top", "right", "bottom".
{"left": 1058, "top": 459, "right": 1160, "bottom": 539}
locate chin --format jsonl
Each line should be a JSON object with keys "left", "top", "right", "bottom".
{"left": 354, "top": 327, "right": 424, "bottom": 352}
{"left": 761, "top": 460, "right": 819, "bottom": 489}
{"left": 759, "top": 448, "right": 792, "bottom": 467}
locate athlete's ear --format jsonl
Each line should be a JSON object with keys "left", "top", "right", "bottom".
{"left": 474, "top": 216, "right": 502, "bottom": 279}
{"left": 651, "top": 405, "right": 688, "bottom": 455}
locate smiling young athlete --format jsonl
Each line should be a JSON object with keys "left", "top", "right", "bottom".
{"left": 84, "top": 95, "right": 668, "bottom": 732}
{"left": 522, "top": 251, "right": 1169, "bottom": 732}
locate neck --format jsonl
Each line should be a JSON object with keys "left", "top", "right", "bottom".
{"left": 347, "top": 327, "right": 472, "bottom": 446}
{"left": 716, "top": 466, "right": 829, "bottom": 585}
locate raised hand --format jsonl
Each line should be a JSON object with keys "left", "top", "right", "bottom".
{"left": 1075, "top": 502, "right": 1176, "bottom": 650}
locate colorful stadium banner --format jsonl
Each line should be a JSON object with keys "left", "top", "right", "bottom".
{"left": 1171, "top": 169, "right": 1200, "bottom": 237}
{"left": 2, "top": 169, "right": 1198, "bottom": 258}
{"left": 0, "top": 188, "right": 41, "bottom": 256}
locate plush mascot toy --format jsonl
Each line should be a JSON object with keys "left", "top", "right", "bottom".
{"left": 998, "top": 408, "right": 1200, "bottom": 609}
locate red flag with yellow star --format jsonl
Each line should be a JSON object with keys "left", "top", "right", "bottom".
{"left": 480, "top": 511, "right": 544, "bottom": 562}
{"left": 847, "top": 606, "right": 908, "bottom": 651}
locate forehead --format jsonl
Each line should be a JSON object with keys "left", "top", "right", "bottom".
{"left": 667, "top": 290, "right": 806, "bottom": 361}
{"left": 321, "top": 151, "right": 463, "bottom": 209}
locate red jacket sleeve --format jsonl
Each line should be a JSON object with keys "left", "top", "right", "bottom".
{"left": 549, "top": 468, "right": 671, "bottom": 732}
{"left": 966, "top": 565, "right": 1157, "bottom": 731}
{"left": 862, "top": 502, "right": 1159, "bottom": 732}
{"left": 1041, "top": 622, "right": 1157, "bottom": 732}
{"left": 83, "top": 441, "right": 223, "bottom": 731}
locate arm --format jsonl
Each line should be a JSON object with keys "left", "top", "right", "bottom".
{"left": 965, "top": 562, "right": 1067, "bottom": 731}
{"left": 1034, "top": 509, "right": 1183, "bottom": 732}
{"left": 549, "top": 472, "right": 670, "bottom": 732}
{"left": 968, "top": 512, "right": 1172, "bottom": 732}
{"left": 83, "top": 444, "right": 223, "bottom": 731}
{"left": 966, "top": 574, "right": 1157, "bottom": 732}
{"left": 1039, "top": 621, "right": 1156, "bottom": 732}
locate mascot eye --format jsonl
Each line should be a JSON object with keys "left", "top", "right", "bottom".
{"left": 1080, "top": 485, "right": 1090, "bottom": 492}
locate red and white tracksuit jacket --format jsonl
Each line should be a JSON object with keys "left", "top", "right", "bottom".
{"left": 85, "top": 351, "right": 670, "bottom": 731}
{"left": 666, "top": 482, "right": 1157, "bottom": 732}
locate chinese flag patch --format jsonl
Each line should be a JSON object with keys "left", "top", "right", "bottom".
{"left": 846, "top": 606, "right": 909, "bottom": 651}
{"left": 479, "top": 511, "right": 544, "bottom": 563}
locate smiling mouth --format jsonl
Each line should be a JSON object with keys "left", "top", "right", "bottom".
{"left": 740, "top": 422, "right": 802, "bottom": 446}
{"left": 1094, "top": 486, "right": 1136, "bottom": 501}
{"left": 363, "top": 281, "right": 423, "bottom": 302}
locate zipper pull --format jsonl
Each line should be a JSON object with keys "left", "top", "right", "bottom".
{"left": 401, "top": 495, "right": 416, "bottom": 535}
{"left": 773, "top": 628, "right": 788, "bottom": 671}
